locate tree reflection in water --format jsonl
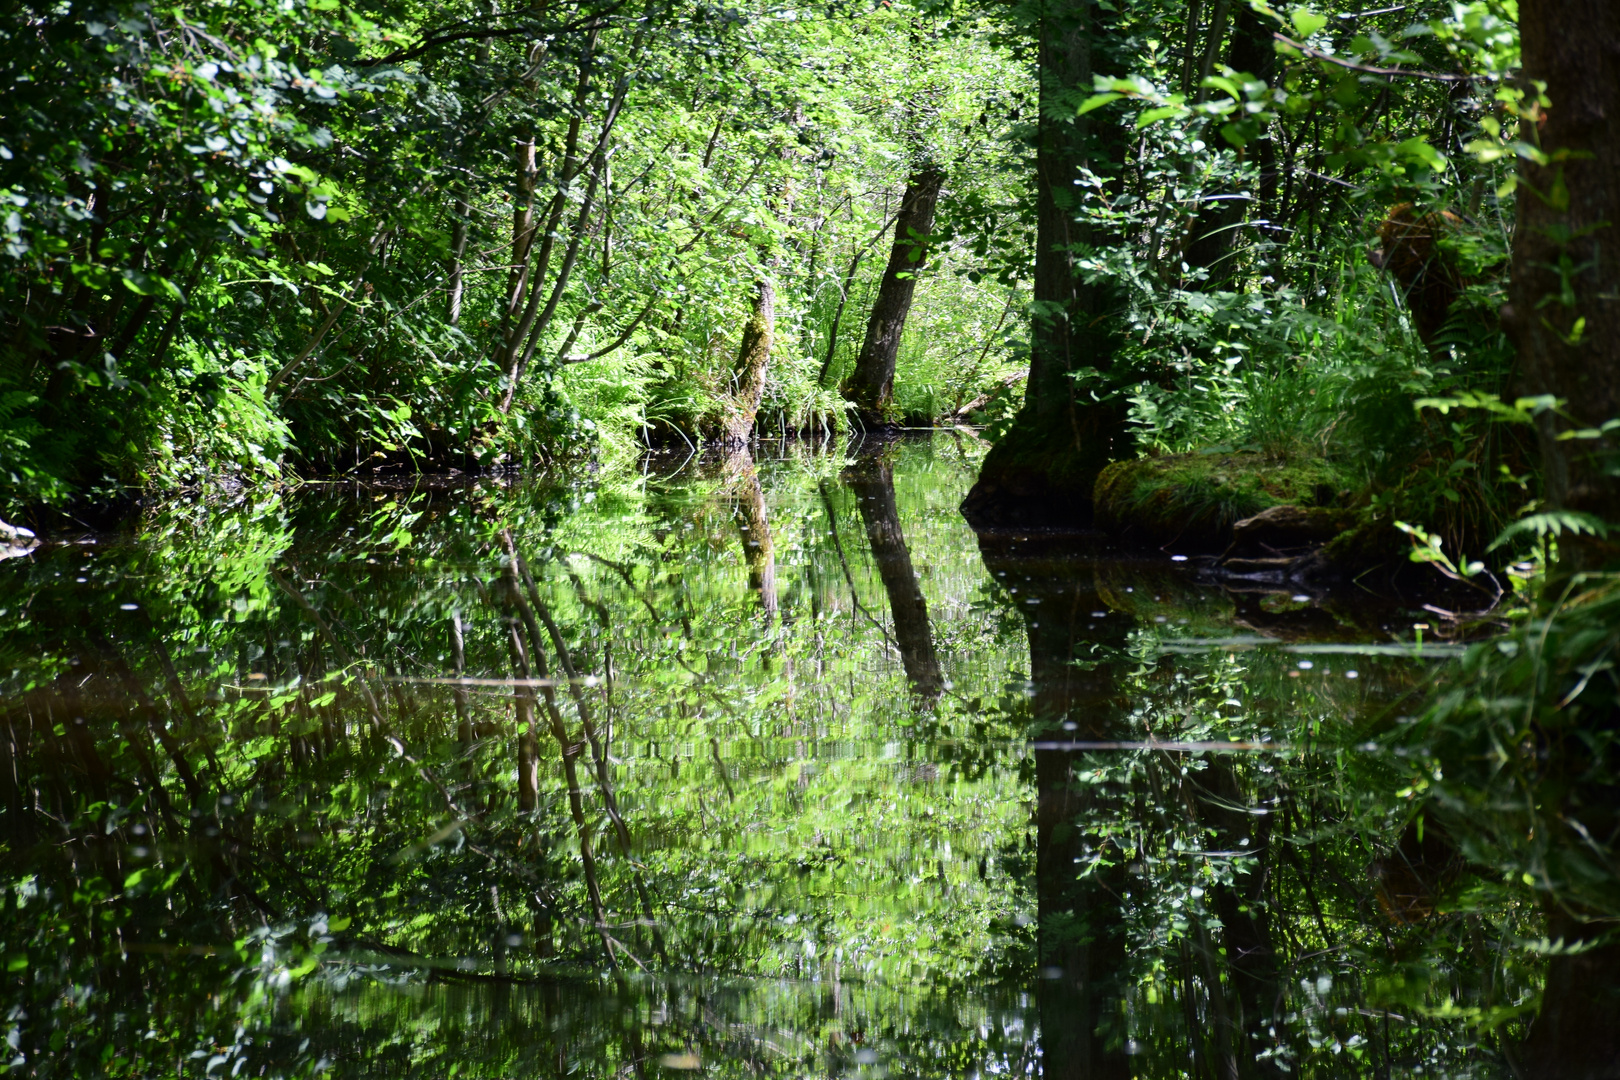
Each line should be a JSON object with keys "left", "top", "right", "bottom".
{"left": 0, "top": 435, "right": 1615, "bottom": 1077}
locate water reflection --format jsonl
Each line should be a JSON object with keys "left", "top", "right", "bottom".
{"left": 978, "top": 533, "right": 1137, "bottom": 1080}
{"left": 843, "top": 455, "right": 942, "bottom": 701}
{"left": 0, "top": 434, "right": 1615, "bottom": 1077}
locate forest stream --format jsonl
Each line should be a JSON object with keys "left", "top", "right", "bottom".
{"left": 0, "top": 435, "right": 1607, "bottom": 1078}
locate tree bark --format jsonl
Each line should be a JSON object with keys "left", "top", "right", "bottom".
{"left": 1507, "top": 0, "right": 1620, "bottom": 573}
{"left": 1507, "top": 7, "right": 1620, "bottom": 1074}
{"left": 722, "top": 278, "right": 776, "bottom": 444}
{"left": 841, "top": 168, "right": 944, "bottom": 426}
{"left": 960, "top": 0, "right": 1128, "bottom": 528}
{"left": 447, "top": 195, "right": 471, "bottom": 327}
{"left": 844, "top": 456, "right": 943, "bottom": 699}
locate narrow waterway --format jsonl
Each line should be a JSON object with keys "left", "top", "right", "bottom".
{"left": 0, "top": 435, "right": 1592, "bottom": 1077}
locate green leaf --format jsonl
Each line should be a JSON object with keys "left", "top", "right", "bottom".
{"left": 1291, "top": 9, "right": 1328, "bottom": 37}
{"left": 1490, "top": 511, "right": 1611, "bottom": 551}
{"left": 1078, "top": 92, "right": 1124, "bottom": 115}
{"left": 1135, "top": 105, "right": 1185, "bottom": 129}
{"left": 1396, "top": 137, "right": 1449, "bottom": 172}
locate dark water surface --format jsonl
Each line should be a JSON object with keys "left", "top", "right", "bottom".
{"left": 0, "top": 436, "right": 1593, "bottom": 1077}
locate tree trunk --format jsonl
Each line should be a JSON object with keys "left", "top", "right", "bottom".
{"left": 447, "top": 195, "right": 471, "bottom": 327}
{"left": 841, "top": 168, "right": 944, "bottom": 426}
{"left": 960, "top": 0, "right": 1128, "bottom": 528}
{"left": 844, "top": 456, "right": 943, "bottom": 699}
{"left": 1508, "top": 8, "right": 1620, "bottom": 1075}
{"left": 1521, "top": 908, "right": 1620, "bottom": 1080}
{"left": 1507, "top": 0, "right": 1620, "bottom": 574}
{"left": 1183, "top": 3, "right": 1276, "bottom": 282}
{"left": 722, "top": 278, "right": 775, "bottom": 444}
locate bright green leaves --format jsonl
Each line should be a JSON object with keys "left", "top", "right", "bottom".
{"left": 1396, "top": 137, "right": 1449, "bottom": 174}
{"left": 1134, "top": 105, "right": 1185, "bottom": 130}
{"left": 1077, "top": 92, "right": 1125, "bottom": 116}
{"left": 1077, "top": 72, "right": 1272, "bottom": 151}
{"left": 1290, "top": 8, "right": 1328, "bottom": 39}
{"left": 1489, "top": 510, "right": 1610, "bottom": 552}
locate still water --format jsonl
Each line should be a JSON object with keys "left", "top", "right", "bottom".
{"left": 0, "top": 435, "right": 1601, "bottom": 1077}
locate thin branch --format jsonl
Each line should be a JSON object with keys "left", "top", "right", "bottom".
{"left": 357, "top": 9, "right": 622, "bottom": 67}
{"left": 1273, "top": 34, "right": 1473, "bottom": 82}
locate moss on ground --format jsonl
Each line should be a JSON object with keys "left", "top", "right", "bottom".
{"left": 1093, "top": 452, "right": 1359, "bottom": 551}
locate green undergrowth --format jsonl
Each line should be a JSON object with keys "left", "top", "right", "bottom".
{"left": 1408, "top": 571, "right": 1620, "bottom": 921}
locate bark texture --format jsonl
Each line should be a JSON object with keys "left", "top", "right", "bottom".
{"left": 842, "top": 168, "right": 944, "bottom": 426}
{"left": 722, "top": 278, "right": 776, "bottom": 444}
{"left": 1509, "top": 8, "right": 1620, "bottom": 1073}
{"left": 1508, "top": 1, "right": 1620, "bottom": 572}
{"left": 844, "top": 456, "right": 943, "bottom": 699}
{"left": 961, "top": 0, "right": 1128, "bottom": 528}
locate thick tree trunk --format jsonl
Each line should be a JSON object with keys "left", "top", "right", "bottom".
{"left": 961, "top": 0, "right": 1128, "bottom": 528}
{"left": 722, "top": 278, "right": 776, "bottom": 444}
{"left": 1507, "top": 7, "right": 1620, "bottom": 1074}
{"left": 844, "top": 456, "right": 943, "bottom": 699}
{"left": 841, "top": 168, "right": 944, "bottom": 426}
{"left": 1507, "top": 1, "right": 1620, "bottom": 573}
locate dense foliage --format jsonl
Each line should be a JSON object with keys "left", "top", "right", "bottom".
{"left": 0, "top": 0, "right": 1029, "bottom": 509}
{"left": 0, "top": 0, "right": 1537, "bottom": 557}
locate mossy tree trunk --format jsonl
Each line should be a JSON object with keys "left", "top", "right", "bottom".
{"left": 960, "top": 0, "right": 1129, "bottom": 528}
{"left": 841, "top": 167, "right": 944, "bottom": 427}
{"left": 1507, "top": 0, "right": 1620, "bottom": 575}
{"left": 722, "top": 278, "right": 776, "bottom": 444}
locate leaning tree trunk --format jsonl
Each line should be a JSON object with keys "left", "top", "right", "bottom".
{"left": 960, "top": 0, "right": 1129, "bottom": 528}
{"left": 841, "top": 168, "right": 944, "bottom": 427}
{"left": 1507, "top": 0, "right": 1620, "bottom": 575}
{"left": 722, "top": 278, "right": 776, "bottom": 444}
